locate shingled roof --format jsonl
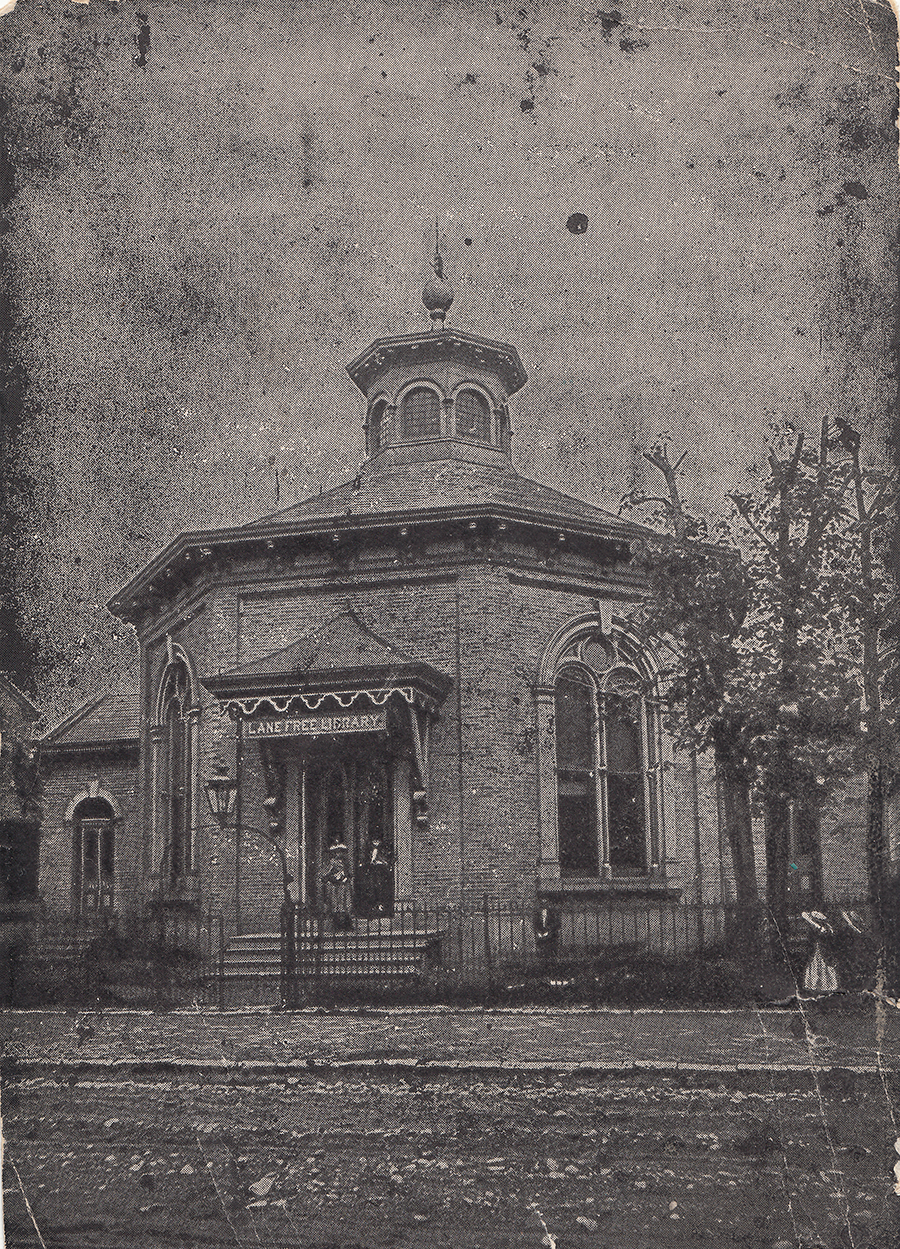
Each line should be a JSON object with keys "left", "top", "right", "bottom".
{"left": 108, "top": 458, "right": 644, "bottom": 623}
{"left": 244, "top": 461, "right": 638, "bottom": 535}
{"left": 43, "top": 686, "right": 140, "bottom": 751}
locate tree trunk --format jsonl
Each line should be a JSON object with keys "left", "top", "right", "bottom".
{"left": 714, "top": 730, "right": 761, "bottom": 960}
{"left": 717, "top": 762, "right": 758, "bottom": 911}
{"left": 867, "top": 764, "right": 886, "bottom": 935}
{"left": 764, "top": 792, "right": 791, "bottom": 928}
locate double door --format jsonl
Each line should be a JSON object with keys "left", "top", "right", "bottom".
{"left": 74, "top": 816, "right": 115, "bottom": 914}
{"left": 294, "top": 754, "right": 395, "bottom": 918}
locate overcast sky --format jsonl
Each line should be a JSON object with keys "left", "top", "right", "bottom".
{"left": 1, "top": 0, "right": 895, "bottom": 718}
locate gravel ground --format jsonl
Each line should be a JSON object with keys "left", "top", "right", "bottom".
{"left": 2, "top": 1065, "right": 898, "bottom": 1249}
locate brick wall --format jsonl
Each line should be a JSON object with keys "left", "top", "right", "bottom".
{"left": 127, "top": 538, "right": 730, "bottom": 920}
{"left": 40, "top": 515, "right": 870, "bottom": 932}
{"left": 39, "top": 750, "right": 140, "bottom": 919}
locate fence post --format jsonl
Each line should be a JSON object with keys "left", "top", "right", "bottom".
{"left": 483, "top": 893, "right": 493, "bottom": 982}
{"left": 217, "top": 914, "right": 225, "bottom": 1012}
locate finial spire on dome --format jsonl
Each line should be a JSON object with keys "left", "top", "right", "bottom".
{"left": 422, "top": 217, "right": 454, "bottom": 330}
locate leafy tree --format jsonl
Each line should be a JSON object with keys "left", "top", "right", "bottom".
{"left": 829, "top": 417, "right": 898, "bottom": 941}
{"left": 623, "top": 418, "right": 896, "bottom": 939}
{"left": 620, "top": 442, "right": 759, "bottom": 919}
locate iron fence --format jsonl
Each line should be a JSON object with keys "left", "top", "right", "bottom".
{"left": 6, "top": 903, "right": 223, "bottom": 1008}
{"left": 5, "top": 894, "right": 875, "bottom": 1009}
{"left": 266, "top": 896, "right": 738, "bottom": 1006}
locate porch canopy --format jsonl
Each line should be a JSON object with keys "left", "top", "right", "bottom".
{"left": 203, "top": 611, "right": 452, "bottom": 784}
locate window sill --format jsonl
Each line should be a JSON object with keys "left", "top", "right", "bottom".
{"left": 537, "top": 875, "right": 682, "bottom": 900}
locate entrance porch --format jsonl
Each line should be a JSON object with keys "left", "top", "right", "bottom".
{"left": 204, "top": 610, "right": 453, "bottom": 934}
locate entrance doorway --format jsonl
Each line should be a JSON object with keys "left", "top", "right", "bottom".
{"left": 298, "top": 755, "right": 395, "bottom": 918}
{"left": 72, "top": 798, "right": 115, "bottom": 915}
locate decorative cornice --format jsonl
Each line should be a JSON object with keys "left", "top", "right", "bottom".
{"left": 346, "top": 328, "right": 527, "bottom": 397}
{"left": 218, "top": 684, "right": 440, "bottom": 719}
{"left": 107, "top": 507, "right": 641, "bottom": 622}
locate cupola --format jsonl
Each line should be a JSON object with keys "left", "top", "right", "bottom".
{"left": 346, "top": 253, "right": 527, "bottom": 473}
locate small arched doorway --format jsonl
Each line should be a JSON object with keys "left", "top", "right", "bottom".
{"left": 72, "top": 798, "right": 115, "bottom": 915}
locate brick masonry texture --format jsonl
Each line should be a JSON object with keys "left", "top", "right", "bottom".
{"left": 38, "top": 522, "right": 870, "bottom": 931}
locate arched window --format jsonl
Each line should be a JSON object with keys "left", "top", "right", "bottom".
{"left": 554, "top": 645, "right": 660, "bottom": 878}
{"left": 157, "top": 658, "right": 194, "bottom": 881}
{"left": 72, "top": 797, "right": 115, "bottom": 914}
{"left": 400, "top": 387, "right": 441, "bottom": 440}
{"left": 455, "top": 389, "right": 491, "bottom": 442}
{"left": 369, "top": 399, "right": 389, "bottom": 453}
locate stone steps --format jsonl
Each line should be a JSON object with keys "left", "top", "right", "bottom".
{"left": 222, "top": 925, "right": 444, "bottom": 979}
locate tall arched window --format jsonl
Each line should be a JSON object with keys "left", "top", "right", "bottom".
{"left": 400, "top": 387, "right": 441, "bottom": 439}
{"left": 554, "top": 644, "right": 661, "bottom": 878}
{"left": 157, "top": 658, "right": 194, "bottom": 881}
{"left": 455, "top": 389, "right": 491, "bottom": 442}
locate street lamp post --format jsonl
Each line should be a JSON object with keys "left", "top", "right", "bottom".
{"left": 204, "top": 761, "right": 297, "bottom": 1009}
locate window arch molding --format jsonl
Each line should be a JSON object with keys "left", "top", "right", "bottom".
{"left": 151, "top": 643, "right": 201, "bottom": 883}
{"left": 65, "top": 785, "right": 122, "bottom": 825}
{"left": 534, "top": 616, "right": 669, "bottom": 885}
{"left": 450, "top": 382, "right": 496, "bottom": 444}
{"left": 395, "top": 379, "right": 447, "bottom": 442}
{"left": 366, "top": 393, "right": 393, "bottom": 454}
{"left": 538, "top": 612, "right": 660, "bottom": 687}
{"left": 449, "top": 378, "right": 498, "bottom": 407}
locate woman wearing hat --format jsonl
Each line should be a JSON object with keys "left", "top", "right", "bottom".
{"left": 800, "top": 909, "right": 865, "bottom": 994}
{"left": 321, "top": 840, "right": 354, "bottom": 931}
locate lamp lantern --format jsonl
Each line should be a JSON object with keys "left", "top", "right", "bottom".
{"left": 205, "top": 759, "right": 238, "bottom": 827}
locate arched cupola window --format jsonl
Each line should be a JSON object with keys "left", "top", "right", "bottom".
{"left": 455, "top": 388, "right": 491, "bottom": 443}
{"left": 400, "top": 387, "right": 441, "bottom": 440}
{"left": 553, "top": 638, "right": 661, "bottom": 879}
{"left": 154, "top": 652, "right": 197, "bottom": 882}
{"left": 369, "top": 399, "right": 389, "bottom": 453}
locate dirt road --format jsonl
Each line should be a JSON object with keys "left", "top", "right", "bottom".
{"left": 2, "top": 1065, "right": 896, "bottom": 1248}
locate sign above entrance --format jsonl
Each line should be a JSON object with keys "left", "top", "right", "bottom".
{"left": 247, "top": 712, "right": 387, "bottom": 739}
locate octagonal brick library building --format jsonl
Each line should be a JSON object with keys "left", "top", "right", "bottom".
{"left": 39, "top": 304, "right": 869, "bottom": 966}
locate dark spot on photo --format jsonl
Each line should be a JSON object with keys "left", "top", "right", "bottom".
{"left": 841, "top": 181, "right": 868, "bottom": 200}
{"left": 566, "top": 213, "right": 589, "bottom": 235}
{"left": 597, "top": 10, "right": 622, "bottom": 38}
{"left": 520, "top": 98, "right": 534, "bottom": 112}
{"left": 133, "top": 14, "right": 151, "bottom": 68}
{"left": 619, "top": 38, "right": 648, "bottom": 54}
{"left": 464, "top": 238, "right": 473, "bottom": 246}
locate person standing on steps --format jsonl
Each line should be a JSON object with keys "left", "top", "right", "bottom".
{"left": 322, "top": 840, "right": 354, "bottom": 931}
{"left": 360, "top": 835, "right": 392, "bottom": 918}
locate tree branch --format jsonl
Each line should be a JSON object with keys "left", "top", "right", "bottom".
{"left": 642, "top": 446, "right": 687, "bottom": 544}
{"left": 729, "top": 493, "right": 778, "bottom": 555}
